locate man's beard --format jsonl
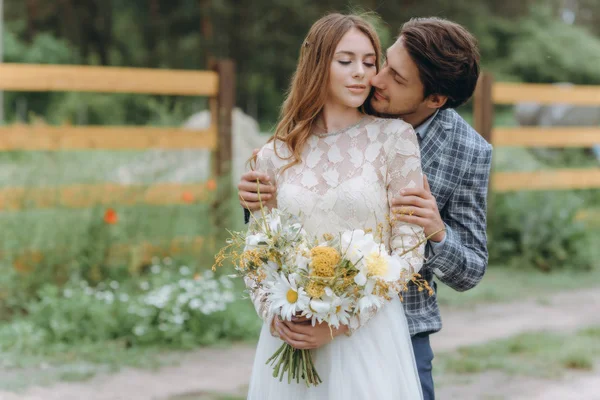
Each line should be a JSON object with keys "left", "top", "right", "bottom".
{"left": 373, "top": 110, "right": 402, "bottom": 119}
{"left": 368, "top": 97, "right": 420, "bottom": 120}
{"left": 367, "top": 98, "right": 402, "bottom": 119}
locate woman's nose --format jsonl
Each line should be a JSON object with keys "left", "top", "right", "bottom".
{"left": 353, "top": 64, "right": 365, "bottom": 79}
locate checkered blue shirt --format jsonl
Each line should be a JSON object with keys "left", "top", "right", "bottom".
{"left": 404, "top": 109, "right": 492, "bottom": 336}
{"left": 243, "top": 109, "right": 493, "bottom": 336}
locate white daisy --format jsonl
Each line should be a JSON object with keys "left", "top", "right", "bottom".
{"left": 269, "top": 273, "right": 310, "bottom": 321}
{"left": 245, "top": 232, "right": 268, "bottom": 250}
{"left": 357, "top": 280, "right": 385, "bottom": 313}
{"left": 304, "top": 297, "right": 332, "bottom": 326}
{"left": 327, "top": 289, "right": 353, "bottom": 329}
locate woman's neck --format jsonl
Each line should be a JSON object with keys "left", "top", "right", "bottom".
{"left": 318, "top": 102, "right": 363, "bottom": 133}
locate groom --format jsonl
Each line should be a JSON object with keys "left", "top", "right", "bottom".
{"left": 238, "top": 17, "right": 492, "bottom": 400}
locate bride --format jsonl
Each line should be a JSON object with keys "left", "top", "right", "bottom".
{"left": 246, "top": 13, "right": 425, "bottom": 400}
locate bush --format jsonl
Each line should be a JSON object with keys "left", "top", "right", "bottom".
{"left": 487, "top": 191, "right": 596, "bottom": 272}
{"left": 2, "top": 260, "right": 261, "bottom": 350}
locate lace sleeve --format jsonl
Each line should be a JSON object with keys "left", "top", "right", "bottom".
{"left": 386, "top": 123, "right": 426, "bottom": 273}
{"left": 348, "top": 121, "right": 426, "bottom": 334}
{"left": 246, "top": 143, "right": 279, "bottom": 325}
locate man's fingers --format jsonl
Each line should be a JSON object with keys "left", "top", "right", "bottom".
{"left": 391, "top": 205, "right": 428, "bottom": 218}
{"left": 398, "top": 187, "right": 428, "bottom": 198}
{"left": 423, "top": 174, "right": 431, "bottom": 192}
{"left": 237, "top": 181, "right": 275, "bottom": 194}
{"left": 393, "top": 214, "right": 428, "bottom": 227}
{"left": 238, "top": 200, "right": 262, "bottom": 211}
{"left": 238, "top": 191, "right": 272, "bottom": 203}
{"left": 392, "top": 195, "right": 428, "bottom": 208}
{"left": 241, "top": 170, "right": 271, "bottom": 184}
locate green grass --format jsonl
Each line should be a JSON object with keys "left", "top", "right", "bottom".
{"left": 436, "top": 266, "right": 600, "bottom": 308}
{"left": 0, "top": 300, "right": 260, "bottom": 392}
{"left": 435, "top": 326, "right": 600, "bottom": 379}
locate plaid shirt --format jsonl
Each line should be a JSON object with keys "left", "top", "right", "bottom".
{"left": 406, "top": 109, "right": 492, "bottom": 336}
{"left": 243, "top": 109, "right": 493, "bottom": 336}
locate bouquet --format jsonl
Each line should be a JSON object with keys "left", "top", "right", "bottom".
{"left": 214, "top": 205, "right": 433, "bottom": 386}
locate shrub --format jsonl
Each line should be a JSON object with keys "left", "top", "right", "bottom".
{"left": 9, "top": 260, "right": 260, "bottom": 349}
{"left": 487, "top": 191, "right": 596, "bottom": 272}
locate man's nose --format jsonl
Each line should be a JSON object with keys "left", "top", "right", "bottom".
{"left": 371, "top": 70, "right": 385, "bottom": 89}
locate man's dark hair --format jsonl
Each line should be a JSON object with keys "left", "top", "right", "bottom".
{"left": 400, "top": 17, "right": 480, "bottom": 109}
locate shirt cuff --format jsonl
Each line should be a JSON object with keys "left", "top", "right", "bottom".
{"left": 428, "top": 227, "right": 448, "bottom": 256}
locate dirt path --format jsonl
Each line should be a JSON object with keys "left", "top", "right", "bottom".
{"left": 436, "top": 363, "right": 600, "bottom": 400}
{"left": 432, "top": 287, "right": 600, "bottom": 352}
{"left": 1, "top": 288, "right": 599, "bottom": 400}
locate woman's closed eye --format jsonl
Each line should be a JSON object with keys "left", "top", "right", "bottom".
{"left": 338, "top": 60, "right": 376, "bottom": 67}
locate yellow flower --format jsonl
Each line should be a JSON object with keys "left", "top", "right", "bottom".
{"left": 322, "top": 233, "right": 334, "bottom": 241}
{"left": 305, "top": 280, "right": 326, "bottom": 298}
{"left": 286, "top": 289, "right": 298, "bottom": 303}
{"left": 239, "top": 249, "right": 264, "bottom": 270}
{"left": 374, "top": 281, "right": 391, "bottom": 300}
{"left": 310, "top": 246, "right": 340, "bottom": 277}
{"left": 366, "top": 253, "right": 389, "bottom": 277}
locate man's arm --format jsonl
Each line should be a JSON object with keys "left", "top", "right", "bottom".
{"left": 425, "top": 146, "right": 492, "bottom": 291}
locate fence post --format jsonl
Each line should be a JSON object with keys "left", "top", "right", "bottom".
{"left": 474, "top": 72, "right": 494, "bottom": 144}
{"left": 210, "top": 59, "right": 235, "bottom": 230}
{"left": 473, "top": 72, "right": 495, "bottom": 213}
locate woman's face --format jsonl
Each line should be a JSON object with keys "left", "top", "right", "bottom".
{"left": 327, "top": 28, "right": 377, "bottom": 109}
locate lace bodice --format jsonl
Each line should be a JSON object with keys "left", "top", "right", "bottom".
{"left": 250, "top": 116, "right": 426, "bottom": 330}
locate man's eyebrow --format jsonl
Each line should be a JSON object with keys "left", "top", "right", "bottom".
{"left": 385, "top": 50, "right": 408, "bottom": 83}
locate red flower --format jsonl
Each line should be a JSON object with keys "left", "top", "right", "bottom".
{"left": 104, "top": 208, "right": 118, "bottom": 224}
{"left": 206, "top": 179, "right": 217, "bottom": 191}
{"left": 181, "top": 191, "right": 195, "bottom": 204}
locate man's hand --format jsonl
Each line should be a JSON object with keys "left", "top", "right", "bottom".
{"left": 238, "top": 149, "right": 276, "bottom": 211}
{"left": 273, "top": 316, "right": 348, "bottom": 350}
{"left": 391, "top": 175, "right": 445, "bottom": 242}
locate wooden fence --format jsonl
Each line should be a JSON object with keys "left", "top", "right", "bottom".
{"left": 0, "top": 61, "right": 235, "bottom": 263}
{"left": 0, "top": 60, "right": 235, "bottom": 207}
{"left": 473, "top": 73, "right": 600, "bottom": 192}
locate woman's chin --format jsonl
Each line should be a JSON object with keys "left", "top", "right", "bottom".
{"left": 342, "top": 98, "right": 369, "bottom": 109}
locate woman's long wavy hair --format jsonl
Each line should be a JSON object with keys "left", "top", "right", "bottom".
{"left": 252, "top": 13, "right": 382, "bottom": 173}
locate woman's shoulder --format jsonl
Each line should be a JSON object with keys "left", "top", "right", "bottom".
{"left": 364, "top": 117, "right": 418, "bottom": 148}
{"left": 362, "top": 117, "right": 419, "bottom": 163}
{"left": 368, "top": 117, "right": 415, "bottom": 136}
{"left": 256, "top": 138, "right": 291, "bottom": 168}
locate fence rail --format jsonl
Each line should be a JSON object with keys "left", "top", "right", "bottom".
{"left": 473, "top": 73, "right": 600, "bottom": 193}
{"left": 0, "top": 125, "right": 217, "bottom": 150}
{"left": 0, "top": 63, "right": 219, "bottom": 96}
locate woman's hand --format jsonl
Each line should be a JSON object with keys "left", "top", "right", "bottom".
{"left": 273, "top": 316, "right": 349, "bottom": 350}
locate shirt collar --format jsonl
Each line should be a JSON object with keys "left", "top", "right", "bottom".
{"left": 414, "top": 110, "right": 439, "bottom": 140}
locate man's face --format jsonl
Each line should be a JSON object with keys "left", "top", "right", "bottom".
{"left": 370, "top": 37, "right": 429, "bottom": 122}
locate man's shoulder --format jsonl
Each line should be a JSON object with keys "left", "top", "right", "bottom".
{"left": 436, "top": 109, "right": 492, "bottom": 154}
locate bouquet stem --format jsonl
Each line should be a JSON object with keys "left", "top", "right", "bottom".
{"left": 267, "top": 343, "right": 322, "bottom": 387}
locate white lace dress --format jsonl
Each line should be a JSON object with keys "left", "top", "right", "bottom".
{"left": 247, "top": 116, "right": 425, "bottom": 400}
